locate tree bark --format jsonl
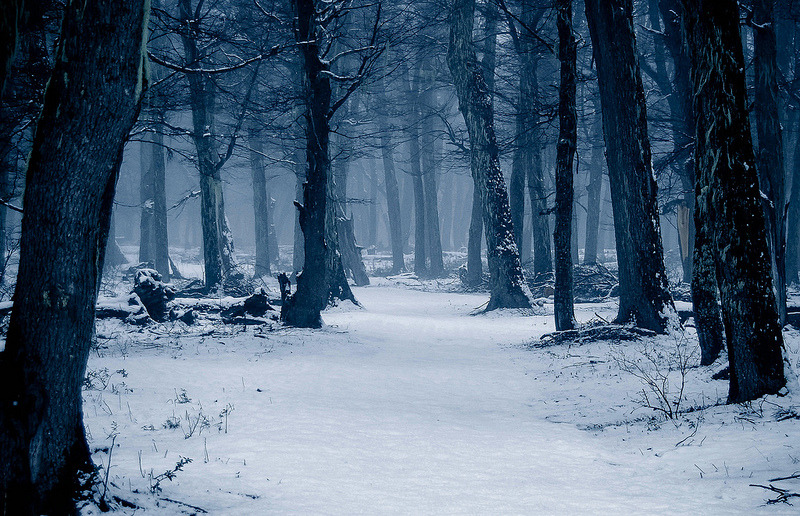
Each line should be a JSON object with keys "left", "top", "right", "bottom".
{"left": 448, "top": 0, "right": 530, "bottom": 310}
{"left": 753, "top": 0, "right": 787, "bottom": 324}
{"left": 683, "top": 0, "right": 786, "bottom": 402}
{"left": 584, "top": 0, "right": 674, "bottom": 332}
{"left": 0, "top": 1, "right": 147, "bottom": 512}
{"left": 554, "top": 0, "right": 576, "bottom": 331}
{"left": 691, "top": 209, "right": 725, "bottom": 365}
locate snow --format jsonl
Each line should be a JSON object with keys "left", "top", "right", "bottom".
{"left": 83, "top": 284, "right": 800, "bottom": 514}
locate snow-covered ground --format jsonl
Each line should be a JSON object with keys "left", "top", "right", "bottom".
{"left": 82, "top": 281, "right": 800, "bottom": 514}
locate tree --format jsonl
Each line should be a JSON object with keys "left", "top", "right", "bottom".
{"left": 0, "top": 0, "right": 148, "bottom": 512}
{"left": 508, "top": 0, "right": 551, "bottom": 276}
{"left": 138, "top": 0, "right": 171, "bottom": 281}
{"left": 553, "top": 0, "right": 576, "bottom": 331}
{"left": 176, "top": 0, "right": 241, "bottom": 290}
{"left": 281, "top": 0, "right": 380, "bottom": 327}
{"left": 376, "top": 58, "right": 405, "bottom": 273}
{"left": 752, "top": 0, "right": 787, "bottom": 324}
{"left": 584, "top": 0, "right": 674, "bottom": 333}
{"left": 249, "top": 121, "right": 273, "bottom": 277}
{"left": 447, "top": 0, "right": 530, "bottom": 310}
{"left": 683, "top": 0, "right": 786, "bottom": 402}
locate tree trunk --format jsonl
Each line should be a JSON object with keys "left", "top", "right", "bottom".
{"left": 282, "top": 0, "right": 356, "bottom": 327}
{"left": 293, "top": 158, "right": 305, "bottom": 275}
{"left": 583, "top": 106, "right": 603, "bottom": 265}
{"left": 420, "top": 60, "right": 444, "bottom": 276}
{"left": 510, "top": 110, "right": 526, "bottom": 264}
{"left": 448, "top": 0, "right": 530, "bottom": 310}
{"left": 691, "top": 211, "right": 725, "bottom": 365}
{"left": 584, "top": 0, "right": 674, "bottom": 332}
{"left": 466, "top": 182, "right": 483, "bottom": 285}
{"left": 519, "top": 0, "right": 551, "bottom": 276}
{"left": 249, "top": 123, "right": 271, "bottom": 277}
{"left": 0, "top": 1, "right": 147, "bottom": 512}
{"left": 179, "top": 0, "right": 234, "bottom": 291}
{"left": 376, "top": 84, "right": 405, "bottom": 272}
{"left": 408, "top": 66, "right": 427, "bottom": 276}
{"left": 283, "top": 0, "right": 331, "bottom": 328}
{"left": 786, "top": 113, "right": 800, "bottom": 284}
{"left": 139, "top": 140, "right": 154, "bottom": 264}
{"left": 683, "top": 0, "right": 786, "bottom": 402}
{"left": 150, "top": 117, "right": 170, "bottom": 282}
{"left": 753, "top": 0, "right": 787, "bottom": 324}
{"left": 658, "top": 0, "right": 725, "bottom": 359}
{"left": 554, "top": 0, "right": 576, "bottom": 331}
{"left": 368, "top": 164, "right": 377, "bottom": 248}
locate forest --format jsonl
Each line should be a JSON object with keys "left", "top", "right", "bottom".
{"left": 1, "top": 0, "right": 800, "bottom": 513}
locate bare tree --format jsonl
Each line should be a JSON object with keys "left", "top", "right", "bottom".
{"left": 0, "top": 1, "right": 148, "bottom": 511}
{"left": 448, "top": 0, "right": 530, "bottom": 310}
{"left": 281, "top": 0, "right": 381, "bottom": 327}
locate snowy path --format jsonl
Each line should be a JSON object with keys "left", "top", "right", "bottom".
{"left": 88, "top": 285, "right": 797, "bottom": 515}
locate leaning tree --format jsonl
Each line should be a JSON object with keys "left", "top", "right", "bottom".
{"left": 584, "top": 0, "right": 674, "bottom": 333}
{"left": 0, "top": 0, "right": 148, "bottom": 512}
{"left": 683, "top": 0, "right": 786, "bottom": 403}
{"left": 447, "top": 0, "right": 531, "bottom": 311}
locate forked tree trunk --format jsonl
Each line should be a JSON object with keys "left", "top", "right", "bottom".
{"left": 753, "top": 0, "right": 787, "bottom": 324}
{"left": 448, "top": 0, "right": 530, "bottom": 310}
{"left": 468, "top": 0, "right": 499, "bottom": 285}
{"left": 683, "top": 0, "right": 786, "bottom": 402}
{"left": 282, "top": 0, "right": 357, "bottom": 327}
{"left": 0, "top": 1, "right": 147, "bottom": 512}
{"left": 283, "top": 0, "right": 331, "bottom": 328}
{"left": 584, "top": 0, "right": 674, "bottom": 332}
{"left": 553, "top": 0, "right": 576, "bottom": 331}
